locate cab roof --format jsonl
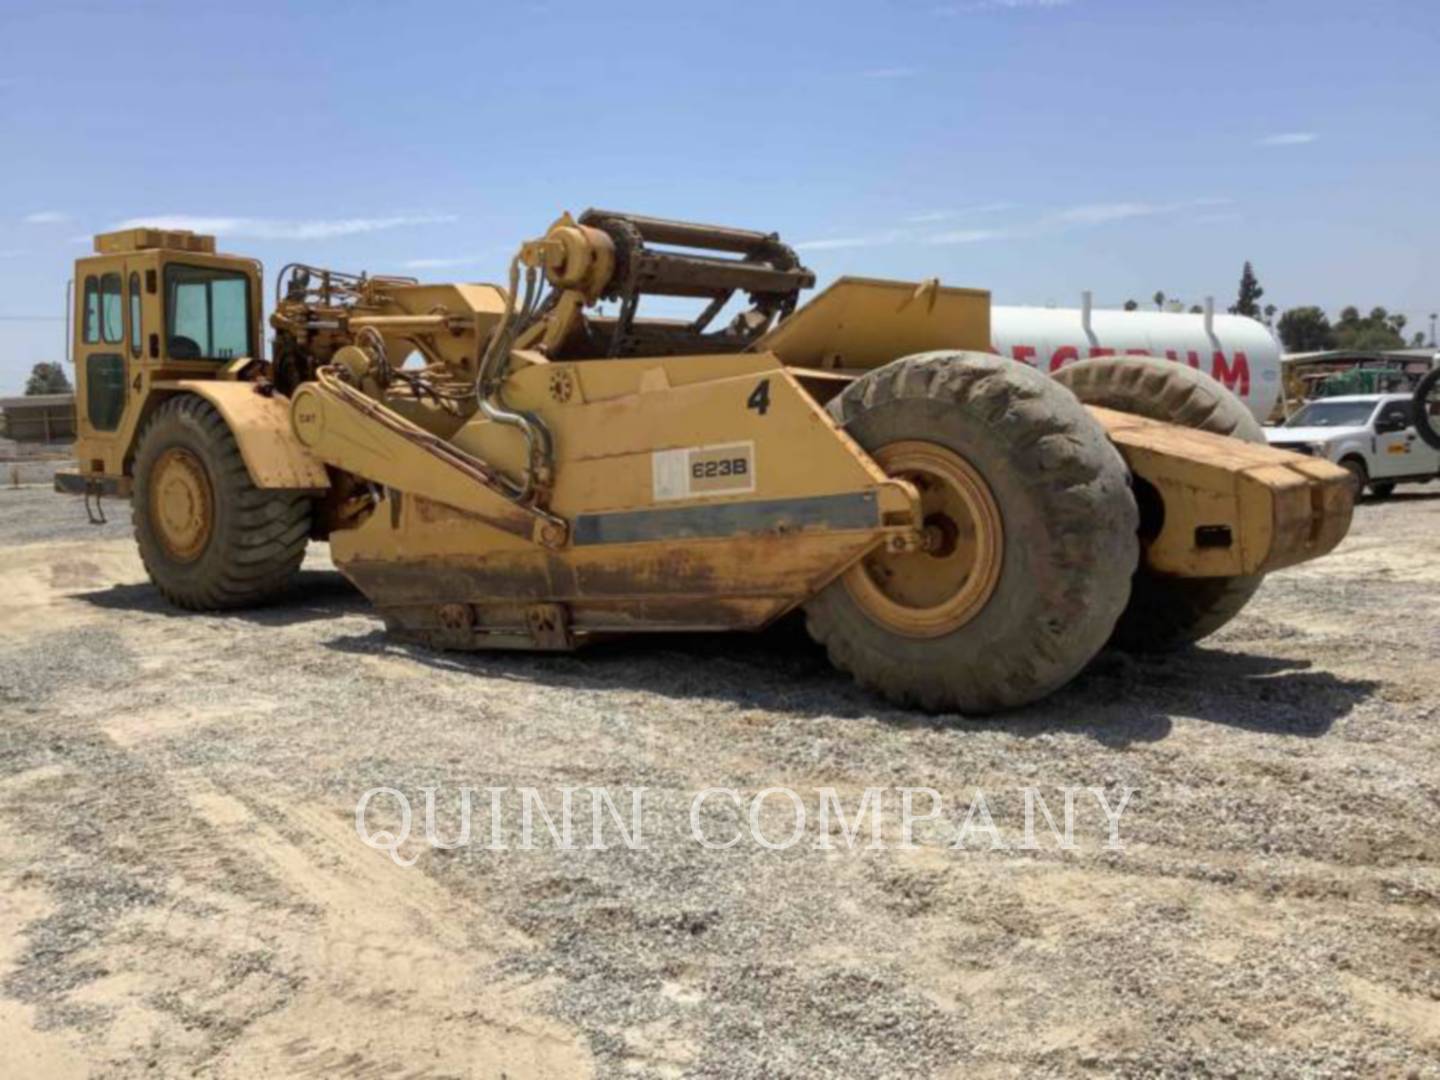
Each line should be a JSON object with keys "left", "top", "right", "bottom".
{"left": 92, "top": 228, "right": 216, "bottom": 255}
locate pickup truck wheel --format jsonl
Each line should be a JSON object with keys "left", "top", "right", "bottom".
{"left": 1053, "top": 355, "right": 1265, "bottom": 652}
{"left": 1369, "top": 481, "right": 1396, "bottom": 499}
{"left": 132, "top": 395, "right": 312, "bottom": 610}
{"left": 1340, "top": 456, "right": 1368, "bottom": 498}
{"left": 804, "top": 352, "right": 1138, "bottom": 714}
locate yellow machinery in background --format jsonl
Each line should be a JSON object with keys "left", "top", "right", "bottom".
{"left": 57, "top": 211, "right": 1353, "bottom": 713}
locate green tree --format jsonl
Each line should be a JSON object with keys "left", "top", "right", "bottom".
{"left": 1189, "top": 304, "right": 1203, "bottom": 314}
{"left": 1338, "top": 323, "right": 1405, "bottom": 351}
{"left": 1229, "top": 261, "right": 1264, "bottom": 318}
{"left": 1276, "top": 307, "right": 1335, "bottom": 352}
{"left": 24, "top": 362, "right": 72, "bottom": 395}
{"left": 1152, "top": 291, "right": 1166, "bottom": 311}
{"left": 1123, "top": 299, "right": 1139, "bottom": 312}
{"left": 1332, "top": 306, "right": 1405, "bottom": 350}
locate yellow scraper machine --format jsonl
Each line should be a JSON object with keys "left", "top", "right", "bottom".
{"left": 57, "top": 211, "right": 1353, "bottom": 713}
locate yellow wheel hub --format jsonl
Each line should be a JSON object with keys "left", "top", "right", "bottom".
{"left": 843, "top": 441, "right": 1003, "bottom": 638}
{"left": 150, "top": 448, "right": 214, "bottom": 562}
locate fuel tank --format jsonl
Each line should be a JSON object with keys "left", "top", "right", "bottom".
{"left": 991, "top": 305, "right": 1282, "bottom": 423}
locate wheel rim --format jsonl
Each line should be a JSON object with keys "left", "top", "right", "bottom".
{"left": 149, "top": 447, "right": 214, "bottom": 562}
{"left": 842, "top": 440, "right": 1003, "bottom": 638}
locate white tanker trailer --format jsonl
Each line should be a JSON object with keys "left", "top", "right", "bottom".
{"left": 990, "top": 296, "right": 1283, "bottom": 423}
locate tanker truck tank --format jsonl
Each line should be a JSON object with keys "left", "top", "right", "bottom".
{"left": 990, "top": 300, "right": 1282, "bottom": 423}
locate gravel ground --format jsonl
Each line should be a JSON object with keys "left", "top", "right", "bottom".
{"left": 1, "top": 462, "right": 1438, "bottom": 1078}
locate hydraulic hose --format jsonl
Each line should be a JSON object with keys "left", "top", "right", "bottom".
{"left": 474, "top": 252, "right": 554, "bottom": 504}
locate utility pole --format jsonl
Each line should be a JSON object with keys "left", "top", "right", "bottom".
{"left": 1430, "top": 312, "right": 1437, "bottom": 348}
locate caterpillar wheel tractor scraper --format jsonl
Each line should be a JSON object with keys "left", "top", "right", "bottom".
{"left": 57, "top": 211, "right": 1354, "bottom": 713}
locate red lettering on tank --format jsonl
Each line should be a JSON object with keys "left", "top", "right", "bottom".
{"left": 1185, "top": 351, "right": 1201, "bottom": 369}
{"left": 1049, "top": 346, "right": 1079, "bottom": 372}
{"left": 1211, "top": 350, "right": 1250, "bottom": 396}
{"left": 1089, "top": 347, "right": 1115, "bottom": 358}
{"left": 1011, "top": 344, "right": 1037, "bottom": 366}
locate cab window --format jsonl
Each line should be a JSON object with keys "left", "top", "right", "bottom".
{"left": 128, "top": 272, "right": 142, "bottom": 358}
{"left": 1286, "top": 400, "right": 1374, "bottom": 428}
{"left": 164, "top": 264, "right": 251, "bottom": 360}
{"left": 82, "top": 276, "right": 100, "bottom": 343}
{"left": 100, "top": 273, "right": 123, "bottom": 344}
{"left": 1375, "top": 401, "right": 1412, "bottom": 432}
{"left": 86, "top": 355, "right": 127, "bottom": 431}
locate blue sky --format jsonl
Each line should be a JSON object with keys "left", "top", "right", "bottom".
{"left": 1, "top": 0, "right": 1436, "bottom": 391}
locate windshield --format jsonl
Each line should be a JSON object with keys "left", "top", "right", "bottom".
{"left": 165, "top": 264, "right": 252, "bottom": 360}
{"left": 1286, "top": 400, "right": 1377, "bottom": 428}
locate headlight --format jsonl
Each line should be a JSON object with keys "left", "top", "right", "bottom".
{"left": 1309, "top": 442, "right": 1330, "bottom": 456}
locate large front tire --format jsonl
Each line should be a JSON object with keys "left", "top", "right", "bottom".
{"left": 132, "top": 395, "right": 312, "bottom": 610}
{"left": 804, "top": 352, "right": 1139, "bottom": 714}
{"left": 1052, "top": 355, "right": 1265, "bottom": 652}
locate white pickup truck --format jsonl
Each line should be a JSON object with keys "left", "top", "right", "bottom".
{"left": 1267, "top": 393, "right": 1440, "bottom": 497}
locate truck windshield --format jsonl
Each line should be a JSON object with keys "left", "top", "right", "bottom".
{"left": 165, "top": 264, "right": 251, "bottom": 360}
{"left": 1286, "top": 400, "right": 1377, "bottom": 428}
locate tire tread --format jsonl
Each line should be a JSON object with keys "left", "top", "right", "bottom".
{"left": 132, "top": 395, "right": 312, "bottom": 610}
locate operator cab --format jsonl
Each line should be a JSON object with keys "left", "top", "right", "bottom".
{"left": 62, "top": 229, "right": 261, "bottom": 496}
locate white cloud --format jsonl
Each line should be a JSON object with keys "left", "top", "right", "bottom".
{"left": 800, "top": 225, "right": 1008, "bottom": 250}
{"left": 935, "top": 0, "right": 1070, "bottom": 13}
{"left": 402, "top": 255, "right": 491, "bottom": 270}
{"left": 904, "top": 202, "right": 1017, "bottom": 224}
{"left": 924, "top": 228, "right": 1006, "bottom": 245}
{"left": 800, "top": 195, "right": 1227, "bottom": 254}
{"left": 1256, "top": 132, "right": 1317, "bottom": 146}
{"left": 1048, "top": 198, "right": 1230, "bottom": 227}
{"left": 862, "top": 67, "right": 921, "bottom": 79}
{"left": 22, "top": 211, "right": 70, "bottom": 225}
{"left": 1050, "top": 202, "right": 1162, "bottom": 226}
{"left": 795, "top": 229, "right": 910, "bottom": 252}
{"left": 110, "top": 213, "right": 457, "bottom": 241}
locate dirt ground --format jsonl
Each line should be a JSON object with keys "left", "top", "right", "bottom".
{"left": 2, "top": 463, "right": 1438, "bottom": 1078}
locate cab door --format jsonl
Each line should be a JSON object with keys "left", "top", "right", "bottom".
{"left": 1371, "top": 399, "right": 1435, "bottom": 478}
{"left": 72, "top": 258, "right": 132, "bottom": 474}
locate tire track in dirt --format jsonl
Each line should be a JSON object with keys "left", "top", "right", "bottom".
{"left": 176, "top": 783, "right": 591, "bottom": 1078}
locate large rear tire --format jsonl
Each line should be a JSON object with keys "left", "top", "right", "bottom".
{"left": 804, "top": 352, "right": 1138, "bottom": 714}
{"left": 1052, "top": 355, "right": 1265, "bottom": 652}
{"left": 132, "top": 395, "right": 312, "bottom": 610}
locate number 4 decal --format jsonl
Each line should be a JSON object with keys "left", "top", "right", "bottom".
{"left": 747, "top": 378, "right": 771, "bottom": 416}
